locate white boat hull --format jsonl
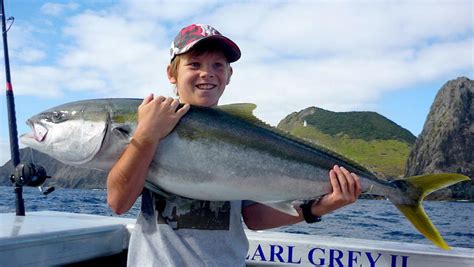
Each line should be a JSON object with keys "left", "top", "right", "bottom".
{"left": 1, "top": 211, "right": 473, "bottom": 266}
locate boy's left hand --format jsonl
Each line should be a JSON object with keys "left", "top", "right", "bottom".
{"left": 311, "top": 165, "right": 362, "bottom": 216}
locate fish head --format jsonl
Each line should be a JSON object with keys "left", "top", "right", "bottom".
{"left": 20, "top": 100, "right": 109, "bottom": 165}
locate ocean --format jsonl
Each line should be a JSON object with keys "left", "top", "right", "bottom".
{"left": 0, "top": 186, "right": 472, "bottom": 248}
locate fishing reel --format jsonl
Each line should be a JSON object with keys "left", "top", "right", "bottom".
{"left": 10, "top": 163, "right": 55, "bottom": 195}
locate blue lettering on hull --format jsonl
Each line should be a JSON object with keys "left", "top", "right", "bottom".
{"left": 246, "top": 243, "right": 410, "bottom": 266}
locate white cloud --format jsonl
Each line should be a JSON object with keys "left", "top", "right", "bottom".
{"left": 17, "top": 48, "right": 47, "bottom": 63}
{"left": 412, "top": 38, "right": 473, "bottom": 80}
{"left": 3, "top": 23, "right": 49, "bottom": 65}
{"left": 41, "top": 2, "right": 79, "bottom": 16}
{"left": 56, "top": 12, "right": 170, "bottom": 96}
{"left": 222, "top": 1, "right": 471, "bottom": 57}
{"left": 120, "top": 0, "right": 218, "bottom": 22}
{"left": 61, "top": 13, "right": 160, "bottom": 68}
{"left": 12, "top": 65, "right": 63, "bottom": 97}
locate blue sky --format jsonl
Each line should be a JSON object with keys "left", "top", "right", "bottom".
{"left": 0, "top": 0, "right": 473, "bottom": 165}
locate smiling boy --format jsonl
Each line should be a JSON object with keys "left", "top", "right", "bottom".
{"left": 107, "top": 24, "right": 361, "bottom": 266}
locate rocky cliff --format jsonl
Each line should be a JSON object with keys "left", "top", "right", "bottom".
{"left": 405, "top": 77, "right": 473, "bottom": 200}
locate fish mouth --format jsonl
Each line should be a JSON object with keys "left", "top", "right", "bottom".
{"left": 25, "top": 120, "right": 48, "bottom": 142}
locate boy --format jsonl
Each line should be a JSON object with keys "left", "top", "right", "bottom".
{"left": 107, "top": 24, "right": 362, "bottom": 266}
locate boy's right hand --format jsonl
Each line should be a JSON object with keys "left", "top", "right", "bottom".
{"left": 133, "top": 94, "right": 190, "bottom": 146}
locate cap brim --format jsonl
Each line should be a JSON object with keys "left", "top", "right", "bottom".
{"left": 205, "top": 36, "right": 241, "bottom": 63}
{"left": 174, "top": 35, "right": 241, "bottom": 63}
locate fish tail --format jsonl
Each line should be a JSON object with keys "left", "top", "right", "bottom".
{"left": 388, "top": 173, "right": 470, "bottom": 250}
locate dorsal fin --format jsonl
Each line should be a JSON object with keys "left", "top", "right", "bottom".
{"left": 214, "top": 103, "right": 262, "bottom": 125}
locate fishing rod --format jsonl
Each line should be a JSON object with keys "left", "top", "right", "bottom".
{"left": 1, "top": 0, "right": 52, "bottom": 216}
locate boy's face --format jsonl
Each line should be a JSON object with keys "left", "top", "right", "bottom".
{"left": 168, "top": 51, "right": 232, "bottom": 107}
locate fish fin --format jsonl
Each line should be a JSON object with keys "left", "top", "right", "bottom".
{"left": 112, "top": 124, "right": 133, "bottom": 140}
{"left": 144, "top": 181, "right": 172, "bottom": 198}
{"left": 262, "top": 201, "right": 299, "bottom": 216}
{"left": 215, "top": 103, "right": 263, "bottom": 125}
{"left": 389, "top": 173, "right": 470, "bottom": 250}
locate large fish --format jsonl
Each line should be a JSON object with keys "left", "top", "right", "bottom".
{"left": 20, "top": 98, "right": 468, "bottom": 249}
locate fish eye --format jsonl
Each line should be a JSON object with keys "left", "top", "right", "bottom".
{"left": 50, "top": 111, "right": 67, "bottom": 123}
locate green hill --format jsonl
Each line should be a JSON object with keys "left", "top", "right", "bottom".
{"left": 277, "top": 107, "right": 416, "bottom": 178}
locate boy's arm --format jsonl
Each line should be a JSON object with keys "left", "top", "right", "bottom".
{"left": 242, "top": 165, "right": 362, "bottom": 230}
{"left": 106, "top": 135, "right": 158, "bottom": 215}
{"left": 107, "top": 95, "right": 189, "bottom": 215}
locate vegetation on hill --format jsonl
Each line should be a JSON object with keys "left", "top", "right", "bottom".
{"left": 278, "top": 107, "right": 415, "bottom": 178}
{"left": 301, "top": 107, "right": 415, "bottom": 143}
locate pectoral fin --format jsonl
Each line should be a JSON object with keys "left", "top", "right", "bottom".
{"left": 262, "top": 201, "right": 299, "bottom": 216}
{"left": 144, "top": 181, "right": 172, "bottom": 198}
{"left": 112, "top": 124, "right": 133, "bottom": 140}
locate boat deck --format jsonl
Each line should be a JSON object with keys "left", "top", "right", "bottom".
{"left": 0, "top": 211, "right": 134, "bottom": 266}
{"left": 1, "top": 211, "right": 473, "bottom": 266}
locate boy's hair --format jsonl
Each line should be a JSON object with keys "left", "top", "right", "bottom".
{"left": 168, "top": 39, "right": 231, "bottom": 79}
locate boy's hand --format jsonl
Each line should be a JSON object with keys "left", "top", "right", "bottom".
{"left": 133, "top": 94, "right": 190, "bottom": 146}
{"left": 311, "top": 165, "right": 362, "bottom": 216}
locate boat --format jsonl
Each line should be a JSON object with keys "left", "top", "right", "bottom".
{"left": 1, "top": 211, "right": 473, "bottom": 266}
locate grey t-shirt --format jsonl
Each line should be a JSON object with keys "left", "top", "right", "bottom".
{"left": 127, "top": 189, "right": 249, "bottom": 266}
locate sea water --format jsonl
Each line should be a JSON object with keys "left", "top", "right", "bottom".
{"left": 0, "top": 186, "right": 472, "bottom": 248}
